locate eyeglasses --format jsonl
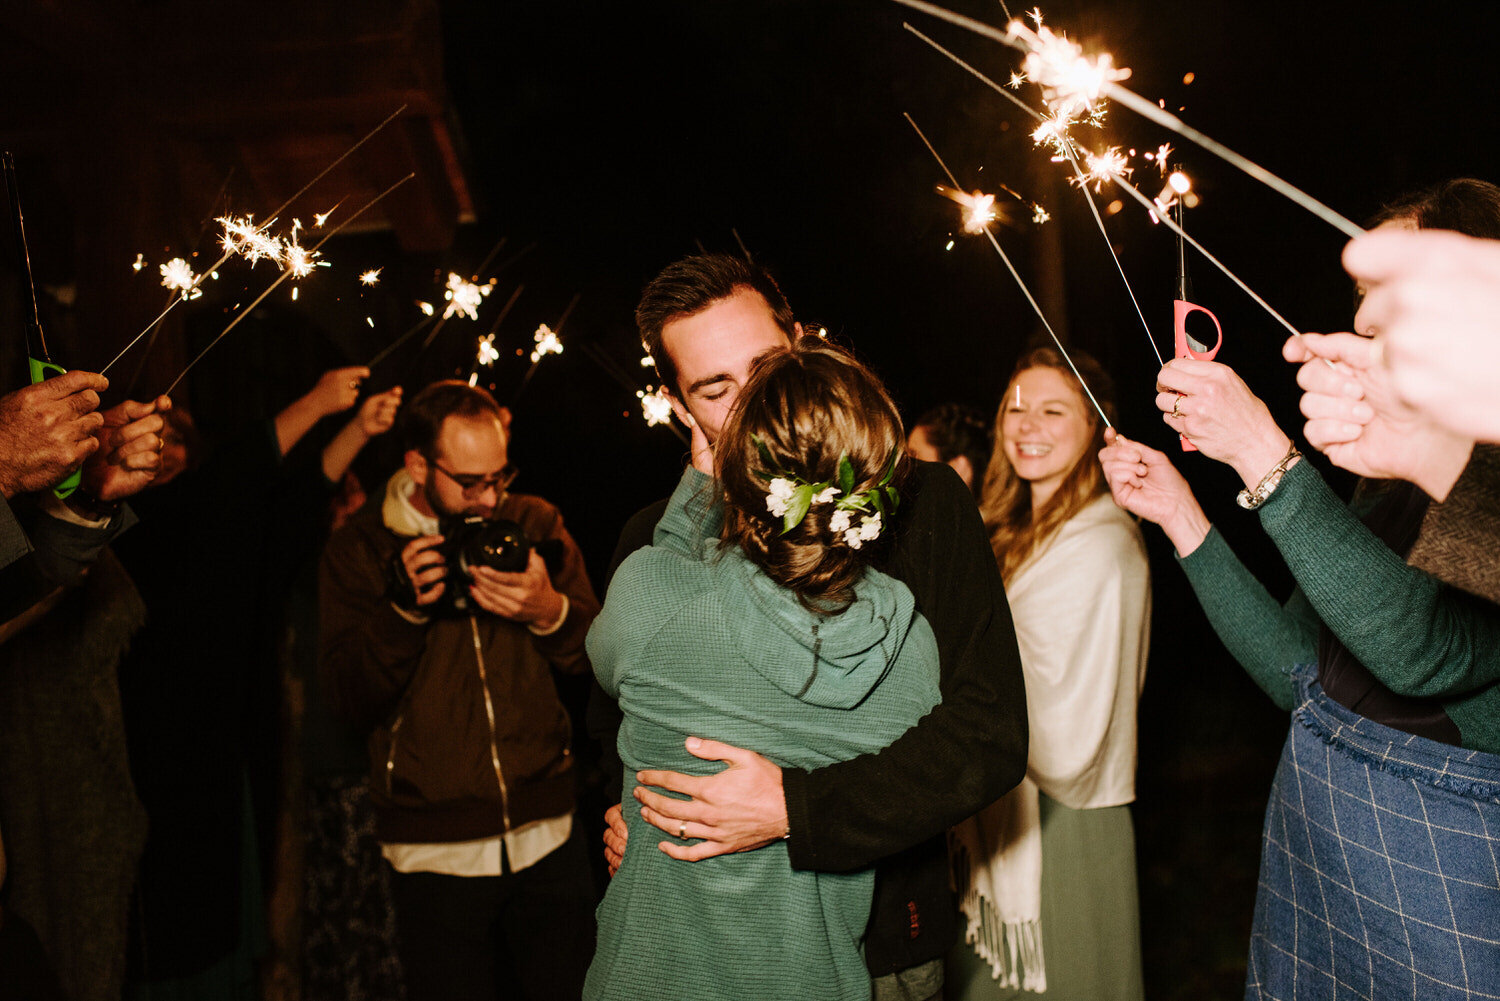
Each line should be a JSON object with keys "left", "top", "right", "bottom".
{"left": 429, "top": 459, "right": 519, "bottom": 499}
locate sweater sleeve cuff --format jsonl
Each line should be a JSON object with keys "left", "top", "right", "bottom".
{"left": 528, "top": 594, "right": 570, "bottom": 636}
{"left": 782, "top": 767, "right": 818, "bottom": 871}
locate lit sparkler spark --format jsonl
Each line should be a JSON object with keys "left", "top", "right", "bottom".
{"left": 281, "top": 241, "right": 323, "bottom": 279}
{"left": 1154, "top": 143, "right": 1174, "bottom": 174}
{"left": 637, "top": 386, "right": 673, "bottom": 427}
{"left": 1032, "top": 204, "right": 1051, "bottom": 224}
{"left": 477, "top": 333, "right": 500, "bottom": 367}
{"left": 417, "top": 301, "right": 435, "bottom": 316}
{"left": 442, "top": 272, "right": 495, "bottom": 321}
{"left": 132, "top": 253, "right": 146, "bottom": 273}
{"left": 640, "top": 352, "right": 656, "bottom": 368}
{"left": 1030, "top": 114, "right": 1074, "bottom": 155}
{"left": 1154, "top": 170, "right": 1193, "bottom": 213}
{"left": 936, "top": 184, "right": 1001, "bottom": 233}
{"left": 218, "top": 215, "right": 283, "bottom": 266}
{"left": 1007, "top": 71, "right": 1026, "bottom": 89}
{"left": 1006, "top": 18, "right": 1130, "bottom": 121}
{"left": 1027, "top": 5, "right": 1043, "bottom": 27}
{"left": 159, "top": 258, "right": 202, "bottom": 300}
{"left": 1070, "top": 146, "right": 1133, "bottom": 192}
{"left": 530, "top": 323, "right": 563, "bottom": 362}
{"left": 313, "top": 201, "right": 343, "bottom": 227}
{"left": 359, "top": 269, "right": 382, "bottom": 286}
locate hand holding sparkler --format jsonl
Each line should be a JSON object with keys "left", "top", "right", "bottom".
{"left": 356, "top": 387, "right": 403, "bottom": 438}
{"left": 1098, "top": 428, "right": 1212, "bottom": 556}
{"left": 0, "top": 371, "right": 107, "bottom": 498}
{"left": 82, "top": 395, "right": 173, "bottom": 504}
{"left": 1154, "top": 358, "right": 1296, "bottom": 489}
{"left": 1284, "top": 332, "right": 1473, "bottom": 499}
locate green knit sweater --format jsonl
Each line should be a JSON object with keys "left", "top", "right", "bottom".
{"left": 1178, "top": 458, "right": 1500, "bottom": 752}
{"left": 584, "top": 468, "right": 941, "bottom": 1001}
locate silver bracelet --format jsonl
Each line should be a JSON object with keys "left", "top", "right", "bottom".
{"left": 1236, "top": 443, "right": 1301, "bottom": 510}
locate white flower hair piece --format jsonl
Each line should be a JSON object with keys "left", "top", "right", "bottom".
{"left": 750, "top": 434, "right": 901, "bottom": 543}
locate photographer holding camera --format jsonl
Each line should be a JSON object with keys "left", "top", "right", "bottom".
{"left": 319, "top": 380, "right": 599, "bottom": 1001}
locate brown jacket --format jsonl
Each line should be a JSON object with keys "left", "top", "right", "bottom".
{"left": 1408, "top": 444, "right": 1500, "bottom": 606}
{"left": 319, "top": 476, "right": 599, "bottom": 843}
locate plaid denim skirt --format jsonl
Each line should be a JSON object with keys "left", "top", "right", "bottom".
{"left": 1247, "top": 666, "right": 1500, "bottom": 1000}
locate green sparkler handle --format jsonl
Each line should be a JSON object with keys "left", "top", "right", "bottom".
{"left": 28, "top": 357, "right": 82, "bottom": 499}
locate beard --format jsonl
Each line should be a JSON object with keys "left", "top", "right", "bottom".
{"left": 422, "top": 475, "right": 494, "bottom": 520}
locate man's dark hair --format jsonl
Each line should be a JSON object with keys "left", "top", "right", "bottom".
{"left": 913, "top": 403, "right": 993, "bottom": 494}
{"left": 635, "top": 254, "right": 797, "bottom": 394}
{"left": 399, "top": 380, "right": 506, "bottom": 456}
{"left": 1369, "top": 178, "right": 1500, "bottom": 239}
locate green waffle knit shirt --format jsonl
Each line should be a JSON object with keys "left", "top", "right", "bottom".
{"left": 1177, "top": 458, "right": 1500, "bottom": 752}
{"left": 584, "top": 468, "right": 941, "bottom": 1001}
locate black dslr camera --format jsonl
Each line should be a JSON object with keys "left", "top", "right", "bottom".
{"left": 392, "top": 517, "right": 563, "bottom": 616}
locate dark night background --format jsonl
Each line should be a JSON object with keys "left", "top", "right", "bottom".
{"left": 4, "top": 1, "right": 1498, "bottom": 996}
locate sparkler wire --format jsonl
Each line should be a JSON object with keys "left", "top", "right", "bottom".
{"left": 577, "top": 340, "right": 690, "bottom": 446}
{"left": 165, "top": 173, "right": 414, "bottom": 396}
{"left": 484, "top": 285, "right": 526, "bottom": 339}
{"left": 368, "top": 315, "right": 439, "bottom": 368}
{"left": 103, "top": 106, "right": 410, "bottom": 376}
{"left": 903, "top": 24, "right": 1163, "bottom": 364}
{"left": 512, "top": 294, "right": 580, "bottom": 405}
{"left": 893, "top": 0, "right": 1365, "bottom": 239}
{"left": 904, "top": 113, "right": 1112, "bottom": 427}
{"left": 1110, "top": 177, "right": 1299, "bottom": 338}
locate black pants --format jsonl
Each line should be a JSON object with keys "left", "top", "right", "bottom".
{"left": 388, "top": 826, "right": 596, "bottom": 1001}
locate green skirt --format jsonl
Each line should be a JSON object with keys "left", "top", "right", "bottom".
{"left": 946, "top": 794, "right": 1144, "bottom": 1001}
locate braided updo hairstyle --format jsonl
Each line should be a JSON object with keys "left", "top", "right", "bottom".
{"left": 717, "top": 337, "right": 909, "bottom": 612}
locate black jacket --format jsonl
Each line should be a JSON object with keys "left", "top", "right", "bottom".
{"left": 587, "top": 460, "right": 1028, "bottom": 974}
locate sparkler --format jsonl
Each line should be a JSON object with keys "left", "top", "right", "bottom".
{"left": 101, "top": 105, "right": 409, "bottom": 376}
{"left": 442, "top": 272, "right": 495, "bottom": 321}
{"left": 935, "top": 185, "right": 1000, "bottom": 233}
{"left": 905, "top": 114, "right": 1111, "bottom": 426}
{"left": 638, "top": 386, "right": 673, "bottom": 427}
{"left": 360, "top": 269, "right": 382, "bottom": 286}
{"left": 467, "top": 333, "right": 501, "bottom": 387}
{"left": 512, "top": 295, "right": 579, "bottom": 405}
{"left": 903, "top": 26, "right": 1163, "bottom": 363}
{"left": 894, "top": 0, "right": 1365, "bottom": 238}
{"left": 530, "top": 324, "right": 564, "bottom": 363}
{"left": 133, "top": 253, "right": 146, "bottom": 272}
{"left": 576, "top": 340, "right": 690, "bottom": 445}
{"left": 159, "top": 258, "right": 202, "bottom": 300}
{"left": 163, "top": 172, "right": 415, "bottom": 396}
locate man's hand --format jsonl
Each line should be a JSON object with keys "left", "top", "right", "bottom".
{"left": 1155, "top": 358, "right": 1292, "bottom": 488}
{"left": 399, "top": 535, "right": 447, "bottom": 607}
{"left": 467, "top": 551, "right": 565, "bottom": 626}
{"left": 668, "top": 393, "right": 714, "bottom": 475}
{"left": 633, "top": 737, "right": 788, "bottom": 862}
{"left": 0, "top": 370, "right": 107, "bottom": 498}
{"left": 357, "top": 387, "right": 402, "bottom": 438}
{"left": 308, "top": 366, "right": 371, "bottom": 418}
{"left": 1345, "top": 228, "right": 1500, "bottom": 441}
{"left": 603, "top": 803, "right": 628, "bottom": 877}
{"left": 82, "top": 395, "right": 172, "bottom": 503}
{"left": 1285, "top": 332, "right": 1473, "bottom": 500}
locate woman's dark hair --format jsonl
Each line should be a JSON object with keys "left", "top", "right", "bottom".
{"left": 1369, "top": 178, "right": 1500, "bottom": 239}
{"left": 716, "top": 337, "right": 908, "bottom": 612}
{"left": 398, "top": 380, "right": 506, "bottom": 456}
{"left": 912, "top": 403, "right": 993, "bottom": 493}
{"left": 635, "top": 254, "right": 797, "bottom": 394}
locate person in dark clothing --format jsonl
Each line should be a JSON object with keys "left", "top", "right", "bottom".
{"left": 906, "top": 402, "right": 992, "bottom": 495}
{"left": 117, "top": 367, "right": 398, "bottom": 1000}
{"left": 588, "top": 254, "right": 1029, "bottom": 1000}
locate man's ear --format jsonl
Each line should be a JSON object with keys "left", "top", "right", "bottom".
{"left": 404, "top": 449, "right": 429, "bottom": 488}
{"left": 496, "top": 406, "right": 514, "bottom": 436}
{"left": 661, "top": 386, "right": 697, "bottom": 431}
{"left": 792, "top": 321, "right": 804, "bottom": 340}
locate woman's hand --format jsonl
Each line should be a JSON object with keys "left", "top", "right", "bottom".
{"left": 308, "top": 366, "right": 371, "bottom": 418}
{"left": 1286, "top": 332, "right": 1474, "bottom": 500}
{"left": 1099, "top": 429, "right": 1213, "bottom": 556}
{"left": 357, "top": 387, "right": 403, "bottom": 438}
{"left": 1155, "top": 358, "right": 1292, "bottom": 488}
